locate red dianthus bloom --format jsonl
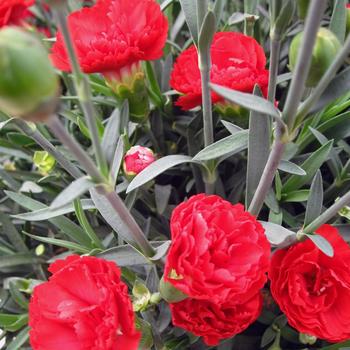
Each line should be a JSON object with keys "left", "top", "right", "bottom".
{"left": 29, "top": 255, "right": 140, "bottom": 350}
{"left": 170, "top": 31, "right": 269, "bottom": 110}
{"left": 170, "top": 293, "right": 262, "bottom": 346}
{"left": 164, "top": 194, "right": 270, "bottom": 303}
{"left": 50, "top": 0, "right": 168, "bottom": 75}
{"left": 269, "top": 225, "right": 350, "bottom": 342}
{"left": 0, "top": 0, "right": 34, "bottom": 27}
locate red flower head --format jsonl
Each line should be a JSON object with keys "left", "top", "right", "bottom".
{"left": 50, "top": 0, "right": 168, "bottom": 75}
{"left": 0, "top": 0, "right": 34, "bottom": 27}
{"left": 164, "top": 194, "right": 270, "bottom": 303}
{"left": 170, "top": 31, "right": 269, "bottom": 110}
{"left": 269, "top": 225, "right": 350, "bottom": 342}
{"left": 123, "top": 145, "right": 155, "bottom": 176}
{"left": 29, "top": 255, "right": 141, "bottom": 350}
{"left": 170, "top": 293, "right": 262, "bottom": 346}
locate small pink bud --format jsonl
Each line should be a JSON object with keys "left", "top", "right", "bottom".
{"left": 123, "top": 146, "right": 155, "bottom": 177}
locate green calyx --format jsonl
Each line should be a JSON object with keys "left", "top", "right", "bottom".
{"left": 159, "top": 275, "right": 187, "bottom": 303}
{"left": 105, "top": 65, "right": 150, "bottom": 123}
{"left": 289, "top": 27, "right": 341, "bottom": 87}
{"left": 0, "top": 27, "right": 60, "bottom": 121}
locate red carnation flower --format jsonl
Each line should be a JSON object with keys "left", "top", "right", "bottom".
{"left": 170, "top": 31, "right": 269, "bottom": 110}
{"left": 164, "top": 194, "right": 270, "bottom": 303}
{"left": 50, "top": 0, "right": 168, "bottom": 75}
{"left": 29, "top": 255, "right": 141, "bottom": 350}
{"left": 269, "top": 225, "right": 350, "bottom": 342}
{"left": 0, "top": 0, "right": 34, "bottom": 27}
{"left": 170, "top": 293, "right": 262, "bottom": 346}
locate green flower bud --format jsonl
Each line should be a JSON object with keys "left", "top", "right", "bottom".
{"left": 297, "top": 0, "right": 310, "bottom": 20}
{"left": 159, "top": 276, "right": 187, "bottom": 303}
{"left": 289, "top": 28, "right": 341, "bottom": 87}
{"left": 132, "top": 280, "right": 151, "bottom": 312}
{"left": 33, "top": 151, "right": 56, "bottom": 175}
{"left": 0, "top": 28, "right": 60, "bottom": 122}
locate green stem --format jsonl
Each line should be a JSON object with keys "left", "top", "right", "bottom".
{"left": 304, "top": 191, "right": 350, "bottom": 233}
{"left": 295, "top": 34, "right": 350, "bottom": 126}
{"left": 47, "top": 116, "right": 105, "bottom": 183}
{"left": 268, "top": 35, "right": 281, "bottom": 103}
{"left": 282, "top": 0, "right": 327, "bottom": 129}
{"left": 54, "top": 8, "right": 109, "bottom": 177}
{"left": 15, "top": 120, "right": 83, "bottom": 179}
{"left": 248, "top": 126, "right": 286, "bottom": 216}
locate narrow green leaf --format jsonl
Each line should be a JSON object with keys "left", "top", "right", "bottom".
{"left": 309, "top": 127, "right": 342, "bottom": 177}
{"left": 145, "top": 61, "right": 164, "bottom": 107}
{"left": 0, "top": 313, "right": 28, "bottom": 332}
{"left": 273, "top": 0, "right": 295, "bottom": 36}
{"left": 111, "top": 137, "right": 124, "bottom": 186}
{"left": 329, "top": 0, "right": 347, "bottom": 43}
{"left": 6, "top": 191, "right": 90, "bottom": 247}
{"left": 304, "top": 170, "right": 323, "bottom": 226}
{"left": 246, "top": 86, "right": 270, "bottom": 207}
{"left": 0, "top": 213, "right": 28, "bottom": 252}
{"left": 210, "top": 83, "right": 283, "bottom": 123}
{"left": 0, "top": 253, "right": 42, "bottom": 269}
{"left": 97, "top": 245, "right": 149, "bottom": 266}
{"left": 6, "top": 326, "right": 29, "bottom": 350}
{"left": 126, "top": 155, "right": 193, "bottom": 193}
{"left": 12, "top": 199, "right": 95, "bottom": 221}
{"left": 283, "top": 140, "right": 333, "bottom": 193}
{"left": 0, "top": 168, "right": 21, "bottom": 191}
{"left": 193, "top": 130, "right": 248, "bottom": 161}
{"left": 259, "top": 221, "right": 297, "bottom": 248}
{"left": 101, "top": 107, "right": 123, "bottom": 162}
{"left": 213, "top": 0, "right": 226, "bottom": 26}
{"left": 50, "top": 176, "right": 95, "bottom": 209}
{"left": 149, "top": 241, "right": 171, "bottom": 261}
{"left": 160, "top": 0, "right": 174, "bottom": 11}
{"left": 74, "top": 199, "right": 103, "bottom": 249}
{"left": 283, "top": 190, "right": 310, "bottom": 202}
{"left": 198, "top": 11, "right": 216, "bottom": 54}
{"left": 306, "top": 233, "right": 334, "bottom": 257}
{"left": 155, "top": 184, "right": 172, "bottom": 215}
{"left": 221, "top": 120, "right": 242, "bottom": 134}
{"left": 23, "top": 232, "right": 91, "bottom": 254}
{"left": 179, "top": 0, "right": 198, "bottom": 44}
{"left": 310, "top": 67, "right": 350, "bottom": 114}
{"left": 278, "top": 160, "right": 306, "bottom": 176}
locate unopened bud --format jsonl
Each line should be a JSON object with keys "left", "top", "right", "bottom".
{"left": 299, "top": 333, "right": 317, "bottom": 345}
{"left": 123, "top": 146, "right": 155, "bottom": 178}
{"left": 0, "top": 28, "right": 60, "bottom": 122}
{"left": 289, "top": 28, "right": 341, "bottom": 87}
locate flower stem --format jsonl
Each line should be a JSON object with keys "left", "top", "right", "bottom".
{"left": 282, "top": 0, "right": 328, "bottom": 129}
{"left": 304, "top": 191, "right": 350, "bottom": 234}
{"left": 15, "top": 120, "right": 83, "bottom": 179}
{"left": 248, "top": 0, "right": 326, "bottom": 216}
{"left": 47, "top": 116, "right": 106, "bottom": 183}
{"left": 54, "top": 7, "right": 109, "bottom": 178}
{"left": 295, "top": 34, "right": 350, "bottom": 126}
{"left": 267, "top": 35, "right": 281, "bottom": 103}
{"left": 248, "top": 127, "right": 286, "bottom": 216}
